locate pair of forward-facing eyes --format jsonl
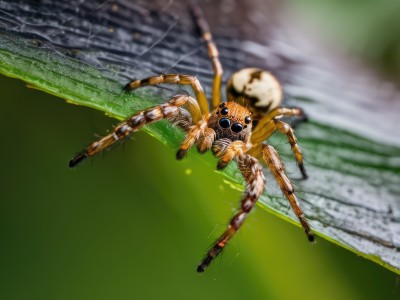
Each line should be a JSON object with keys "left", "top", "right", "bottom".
{"left": 216, "top": 107, "right": 251, "bottom": 133}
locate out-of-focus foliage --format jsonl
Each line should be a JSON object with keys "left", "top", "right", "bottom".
{"left": 291, "top": 0, "right": 400, "bottom": 80}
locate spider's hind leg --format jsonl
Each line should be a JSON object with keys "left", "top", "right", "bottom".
{"left": 69, "top": 95, "right": 200, "bottom": 168}
{"left": 190, "top": 1, "right": 223, "bottom": 110}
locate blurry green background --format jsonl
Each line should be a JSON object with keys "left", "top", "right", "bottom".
{"left": 1, "top": 1, "right": 400, "bottom": 300}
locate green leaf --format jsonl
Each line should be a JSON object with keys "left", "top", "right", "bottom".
{"left": 1, "top": 0, "right": 399, "bottom": 274}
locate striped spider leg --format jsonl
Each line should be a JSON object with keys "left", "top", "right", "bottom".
{"left": 250, "top": 107, "right": 309, "bottom": 179}
{"left": 190, "top": 1, "right": 223, "bottom": 110}
{"left": 197, "top": 151, "right": 266, "bottom": 272}
{"left": 126, "top": 74, "right": 209, "bottom": 119}
{"left": 69, "top": 94, "right": 201, "bottom": 168}
{"left": 261, "top": 144, "right": 314, "bottom": 242}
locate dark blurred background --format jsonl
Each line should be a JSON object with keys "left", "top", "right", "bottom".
{"left": 0, "top": 0, "right": 399, "bottom": 299}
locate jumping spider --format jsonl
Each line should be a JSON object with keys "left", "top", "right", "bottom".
{"left": 69, "top": 3, "right": 314, "bottom": 272}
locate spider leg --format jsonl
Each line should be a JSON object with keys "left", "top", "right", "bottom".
{"left": 69, "top": 95, "right": 201, "bottom": 168}
{"left": 197, "top": 154, "right": 265, "bottom": 272}
{"left": 190, "top": 2, "right": 223, "bottom": 110}
{"left": 197, "top": 127, "right": 216, "bottom": 153}
{"left": 126, "top": 74, "right": 209, "bottom": 118}
{"left": 274, "top": 120, "right": 307, "bottom": 179}
{"left": 251, "top": 107, "right": 307, "bottom": 179}
{"left": 261, "top": 144, "right": 314, "bottom": 242}
{"left": 212, "top": 139, "right": 247, "bottom": 170}
{"left": 176, "top": 117, "right": 209, "bottom": 160}
{"left": 251, "top": 107, "right": 304, "bottom": 142}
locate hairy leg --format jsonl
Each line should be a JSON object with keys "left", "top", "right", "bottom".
{"left": 250, "top": 106, "right": 307, "bottom": 178}
{"left": 274, "top": 120, "right": 307, "bottom": 179}
{"left": 197, "top": 127, "right": 216, "bottom": 153}
{"left": 126, "top": 74, "right": 209, "bottom": 118}
{"left": 197, "top": 154, "right": 265, "bottom": 272}
{"left": 69, "top": 95, "right": 201, "bottom": 167}
{"left": 190, "top": 2, "right": 223, "bottom": 110}
{"left": 176, "top": 117, "right": 209, "bottom": 160}
{"left": 251, "top": 107, "right": 304, "bottom": 143}
{"left": 212, "top": 139, "right": 247, "bottom": 170}
{"left": 262, "top": 144, "right": 314, "bottom": 242}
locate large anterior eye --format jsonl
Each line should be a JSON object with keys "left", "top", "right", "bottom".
{"left": 219, "top": 118, "right": 231, "bottom": 128}
{"left": 231, "top": 123, "right": 243, "bottom": 133}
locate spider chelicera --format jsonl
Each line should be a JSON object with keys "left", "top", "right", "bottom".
{"left": 69, "top": 3, "right": 314, "bottom": 272}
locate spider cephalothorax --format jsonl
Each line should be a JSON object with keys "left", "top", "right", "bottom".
{"left": 69, "top": 2, "right": 314, "bottom": 273}
{"left": 209, "top": 102, "right": 252, "bottom": 143}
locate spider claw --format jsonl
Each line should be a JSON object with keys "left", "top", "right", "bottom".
{"left": 176, "top": 149, "right": 187, "bottom": 160}
{"left": 216, "top": 160, "right": 228, "bottom": 170}
{"left": 196, "top": 145, "right": 208, "bottom": 154}
{"left": 297, "top": 108, "right": 308, "bottom": 123}
{"left": 124, "top": 82, "right": 134, "bottom": 91}
{"left": 197, "top": 245, "right": 223, "bottom": 273}
{"left": 299, "top": 163, "right": 308, "bottom": 180}
{"left": 69, "top": 151, "right": 88, "bottom": 168}
{"left": 198, "top": 148, "right": 208, "bottom": 154}
{"left": 307, "top": 231, "right": 316, "bottom": 243}
{"left": 290, "top": 110, "right": 308, "bottom": 129}
{"left": 196, "top": 260, "right": 209, "bottom": 273}
{"left": 124, "top": 79, "right": 140, "bottom": 91}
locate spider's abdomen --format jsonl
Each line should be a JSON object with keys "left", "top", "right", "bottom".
{"left": 226, "top": 68, "right": 283, "bottom": 119}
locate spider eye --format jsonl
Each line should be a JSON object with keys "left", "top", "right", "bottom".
{"left": 219, "top": 118, "right": 231, "bottom": 128}
{"left": 245, "top": 116, "right": 251, "bottom": 124}
{"left": 221, "top": 107, "right": 229, "bottom": 115}
{"left": 231, "top": 123, "right": 243, "bottom": 133}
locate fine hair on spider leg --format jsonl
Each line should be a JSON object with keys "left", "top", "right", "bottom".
{"left": 197, "top": 154, "right": 265, "bottom": 272}
{"left": 69, "top": 130, "right": 126, "bottom": 168}
{"left": 197, "top": 222, "right": 240, "bottom": 273}
{"left": 262, "top": 144, "right": 314, "bottom": 242}
{"left": 269, "top": 133, "right": 302, "bottom": 170}
{"left": 69, "top": 150, "right": 88, "bottom": 168}
{"left": 69, "top": 94, "right": 201, "bottom": 168}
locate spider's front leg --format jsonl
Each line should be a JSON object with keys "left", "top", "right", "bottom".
{"left": 69, "top": 95, "right": 200, "bottom": 167}
{"left": 262, "top": 144, "right": 314, "bottom": 242}
{"left": 176, "top": 117, "right": 211, "bottom": 160}
{"left": 126, "top": 74, "right": 209, "bottom": 119}
{"left": 251, "top": 107, "right": 308, "bottom": 179}
{"left": 197, "top": 154, "right": 265, "bottom": 272}
{"left": 212, "top": 139, "right": 247, "bottom": 170}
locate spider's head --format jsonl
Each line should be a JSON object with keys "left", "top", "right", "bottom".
{"left": 209, "top": 101, "right": 252, "bottom": 143}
